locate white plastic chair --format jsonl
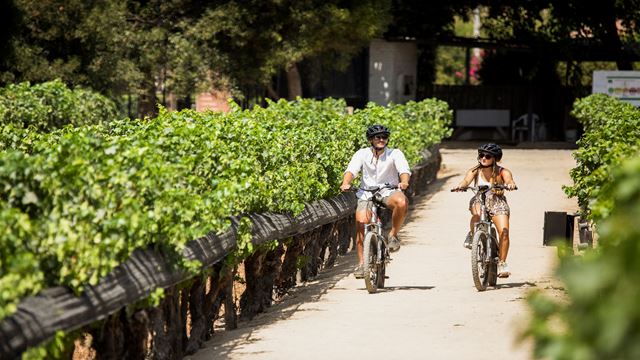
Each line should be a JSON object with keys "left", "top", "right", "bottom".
{"left": 511, "top": 113, "right": 539, "bottom": 142}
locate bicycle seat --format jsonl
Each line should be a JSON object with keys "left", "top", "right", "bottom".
{"left": 372, "top": 192, "right": 387, "bottom": 207}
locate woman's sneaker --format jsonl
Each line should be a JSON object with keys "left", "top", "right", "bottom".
{"left": 353, "top": 264, "right": 364, "bottom": 279}
{"left": 463, "top": 231, "right": 473, "bottom": 249}
{"left": 498, "top": 261, "right": 511, "bottom": 278}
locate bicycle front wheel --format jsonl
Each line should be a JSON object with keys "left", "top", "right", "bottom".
{"left": 376, "top": 244, "right": 386, "bottom": 289}
{"left": 363, "top": 232, "right": 379, "bottom": 293}
{"left": 488, "top": 227, "right": 499, "bottom": 286}
{"left": 471, "top": 230, "right": 490, "bottom": 291}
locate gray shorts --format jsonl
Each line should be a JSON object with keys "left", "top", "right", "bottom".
{"left": 469, "top": 193, "right": 510, "bottom": 217}
{"left": 356, "top": 190, "right": 401, "bottom": 212}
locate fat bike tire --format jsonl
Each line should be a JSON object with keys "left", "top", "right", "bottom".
{"left": 376, "top": 246, "right": 386, "bottom": 289}
{"left": 471, "top": 230, "right": 490, "bottom": 291}
{"left": 488, "top": 227, "right": 499, "bottom": 286}
{"left": 363, "top": 232, "right": 379, "bottom": 293}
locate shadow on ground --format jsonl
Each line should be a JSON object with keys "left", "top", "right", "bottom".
{"left": 368, "top": 285, "right": 436, "bottom": 293}
{"left": 189, "top": 251, "right": 357, "bottom": 359}
{"left": 187, "top": 169, "right": 451, "bottom": 359}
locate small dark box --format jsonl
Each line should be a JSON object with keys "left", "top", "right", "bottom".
{"left": 543, "top": 211, "right": 574, "bottom": 246}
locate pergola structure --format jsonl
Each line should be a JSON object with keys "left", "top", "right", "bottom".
{"left": 426, "top": 35, "right": 640, "bottom": 84}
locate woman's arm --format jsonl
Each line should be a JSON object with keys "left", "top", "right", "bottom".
{"left": 501, "top": 168, "right": 517, "bottom": 189}
{"left": 453, "top": 168, "right": 476, "bottom": 190}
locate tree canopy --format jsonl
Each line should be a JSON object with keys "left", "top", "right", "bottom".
{"left": 1, "top": 0, "right": 639, "bottom": 116}
{"left": 0, "top": 0, "right": 391, "bottom": 116}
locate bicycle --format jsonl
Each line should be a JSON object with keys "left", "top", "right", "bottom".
{"left": 452, "top": 184, "right": 515, "bottom": 291}
{"left": 356, "top": 184, "right": 398, "bottom": 293}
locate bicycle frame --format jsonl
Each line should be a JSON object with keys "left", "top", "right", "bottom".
{"left": 358, "top": 184, "right": 397, "bottom": 293}
{"left": 457, "top": 184, "right": 507, "bottom": 291}
{"left": 474, "top": 188, "right": 499, "bottom": 262}
{"left": 365, "top": 199, "right": 386, "bottom": 266}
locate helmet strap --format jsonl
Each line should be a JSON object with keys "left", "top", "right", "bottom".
{"left": 371, "top": 144, "right": 386, "bottom": 155}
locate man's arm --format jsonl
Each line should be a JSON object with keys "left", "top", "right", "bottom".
{"left": 393, "top": 149, "right": 411, "bottom": 190}
{"left": 398, "top": 172, "right": 410, "bottom": 190}
{"left": 341, "top": 150, "right": 363, "bottom": 191}
{"left": 340, "top": 171, "right": 355, "bottom": 192}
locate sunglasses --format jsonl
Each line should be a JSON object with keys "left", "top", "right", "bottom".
{"left": 373, "top": 135, "right": 389, "bottom": 140}
{"left": 478, "top": 153, "right": 493, "bottom": 160}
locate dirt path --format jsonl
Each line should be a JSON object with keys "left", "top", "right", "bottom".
{"left": 186, "top": 148, "right": 577, "bottom": 360}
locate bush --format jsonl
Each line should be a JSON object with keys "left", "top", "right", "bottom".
{"left": 525, "top": 155, "right": 640, "bottom": 360}
{"left": 0, "top": 97, "right": 452, "bottom": 320}
{"left": 0, "top": 79, "right": 118, "bottom": 151}
{"left": 563, "top": 94, "right": 640, "bottom": 221}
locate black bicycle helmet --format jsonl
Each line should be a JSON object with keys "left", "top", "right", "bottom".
{"left": 478, "top": 143, "right": 503, "bottom": 161}
{"left": 366, "top": 124, "right": 391, "bottom": 139}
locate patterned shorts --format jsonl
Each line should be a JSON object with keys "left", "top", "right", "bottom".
{"left": 469, "top": 193, "right": 510, "bottom": 217}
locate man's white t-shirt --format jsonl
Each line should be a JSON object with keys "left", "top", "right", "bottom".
{"left": 345, "top": 147, "right": 411, "bottom": 200}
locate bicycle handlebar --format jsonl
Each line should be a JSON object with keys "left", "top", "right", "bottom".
{"left": 450, "top": 184, "right": 517, "bottom": 192}
{"left": 343, "top": 184, "right": 400, "bottom": 193}
{"left": 359, "top": 184, "right": 399, "bottom": 192}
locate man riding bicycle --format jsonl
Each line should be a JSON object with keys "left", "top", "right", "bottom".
{"left": 340, "top": 124, "right": 411, "bottom": 279}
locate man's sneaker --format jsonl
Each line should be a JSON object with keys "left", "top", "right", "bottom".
{"left": 463, "top": 231, "right": 473, "bottom": 249}
{"left": 353, "top": 264, "right": 364, "bottom": 279}
{"left": 388, "top": 235, "right": 401, "bottom": 252}
{"left": 498, "top": 261, "right": 511, "bottom": 278}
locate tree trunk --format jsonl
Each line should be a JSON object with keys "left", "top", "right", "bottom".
{"left": 602, "top": 13, "right": 632, "bottom": 70}
{"left": 416, "top": 44, "right": 437, "bottom": 99}
{"left": 185, "top": 278, "right": 206, "bottom": 355}
{"left": 239, "top": 244, "right": 284, "bottom": 320}
{"left": 286, "top": 63, "right": 303, "bottom": 100}
{"left": 266, "top": 84, "right": 280, "bottom": 100}
{"left": 138, "top": 70, "right": 159, "bottom": 118}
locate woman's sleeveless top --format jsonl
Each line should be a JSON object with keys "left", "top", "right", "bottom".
{"left": 476, "top": 166, "right": 502, "bottom": 186}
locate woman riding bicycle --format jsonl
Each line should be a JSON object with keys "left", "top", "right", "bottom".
{"left": 339, "top": 124, "right": 411, "bottom": 278}
{"left": 452, "top": 143, "right": 517, "bottom": 278}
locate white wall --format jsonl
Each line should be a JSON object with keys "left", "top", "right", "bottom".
{"left": 368, "top": 39, "right": 417, "bottom": 106}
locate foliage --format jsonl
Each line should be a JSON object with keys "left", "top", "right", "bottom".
{"left": 555, "top": 61, "right": 619, "bottom": 87}
{"left": 0, "top": 79, "right": 118, "bottom": 152}
{"left": 1, "top": 0, "right": 218, "bottom": 114}
{"left": 21, "top": 330, "right": 76, "bottom": 360}
{"left": 0, "top": 97, "right": 452, "bottom": 322}
{"left": 474, "top": 4, "right": 562, "bottom": 86}
{"left": 549, "top": 1, "right": 640, "bottom": 70}
{"left": 563, "top": 94, "right": 640, "bottom": 220}
{"left": 435, "top": 14, "right": 483, "bottom": 85}
{"left": 524, "top": 155, "right": 640, "bottom": 360}
{"left": 1, "top": 1, "right": 391, "bottom": 116}
{"left": 0, "top": 79, "right": 117, "bottom": 130}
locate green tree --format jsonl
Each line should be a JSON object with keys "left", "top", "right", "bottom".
{"left": 1, "top": 0, "right": 392, "bottom": 114}
{"left": 1, "top": 0, "right": 209, "bottom": 117}
{"left": 190, "top": 1, "right": 391, "bottom": 100}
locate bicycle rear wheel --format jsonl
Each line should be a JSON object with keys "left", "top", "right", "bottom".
{"left": 363, "top": 232, "right": 379, "bottom": 293}
{"left": 471, "top": 230, "right": 490, "bottom": 291}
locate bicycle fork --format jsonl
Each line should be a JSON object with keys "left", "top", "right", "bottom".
{"left": 475, "top": 221, "right": 494, "bottom": 265}
{"left": 367, "top": 205, "right": 386, "bottom": 266}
